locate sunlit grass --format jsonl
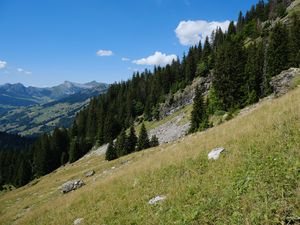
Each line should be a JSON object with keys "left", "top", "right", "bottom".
{"left": 1, "top": 88, "right": 300, "bottom": 225}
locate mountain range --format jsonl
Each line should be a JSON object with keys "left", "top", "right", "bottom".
{"left": 0, "top": 81, "right": 108, "bottom": 136}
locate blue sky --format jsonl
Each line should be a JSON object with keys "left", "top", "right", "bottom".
{"left": 0, "top": 0, "right": 258, "bottom": 87}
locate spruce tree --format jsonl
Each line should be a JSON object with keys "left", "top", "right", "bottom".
{"left": 244, "top": 43, "right": 264, "bottom": 104}
{"left": 289, "top": 14, "right": 300, "bottom": 67}
{"left": 202, "top": 36, "right": 212, "bottom": 69}
{"left": 115, "top": 129, "right": 127, "bottom": 157}
{"left": 33, "top": 134, "right": 51, "bottom": 176}
{"left": 150, "top": 135, "right": 159, "bottom": 147}
{"left": 189, "top": 86, "right": 208, "bottom": 133}
{"left": 266, "top": 22, "right": 289, "bottom": 78}
{"left": 127, "top": 126, "right": 137, "bottom": 153}
{"left": 213, "top": 37, "right": 246, "bottom": 110}
{"left": 69, "top": 137, "right": 81, "bottom": 163}
{"left": 105, "top": 140, "right": 117, "bottom": 161}
{"left": 137, "top": 123, "right": 150, "bottom": 151}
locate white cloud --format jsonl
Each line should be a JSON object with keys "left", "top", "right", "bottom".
{"left": 175, "top": 20, "right": 231, "bottom": 45}
{"left": 0, "top": 60, "right": 7, "bottom": 69}
{"left": 96, "top": 50, "right": 113, "bottom": 56}
{"left": 122, "top": 57, "right": 130, "bottom": 61}
{"left": 17, "top": 68, "right": 32, "bottom": 75}
{"left": 133, "top": 51, "right": 177, "bottom": 66}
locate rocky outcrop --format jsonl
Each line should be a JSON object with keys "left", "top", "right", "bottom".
{"left": 270, "top": 68, "right": 300, "bottom": 96}
{"left": 60, "top": 179, "right": 85, "bottom": 194}
{"left": 158, "top": 73, "right": 212, "bottom": 119}
{"left": 149, "top": 113, "right": 190, "bottom": 144}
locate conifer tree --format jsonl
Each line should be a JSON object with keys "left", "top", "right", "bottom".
{"left": 202, "top": 37, "right": 212, "bottom": 69}
{"left": 150, "top": 135, "right": 159, "bottom": 147}
{"left": 213, "top": 37, "right": 246, "bottom": 110}
{"left": 69, "top": 137, "right": 81, "bottom": 163}
{"left": 127, "top": 126, "right": 137, "bottom": 154}
{"left": 33, "top": 134, "right": 51, "bottom": 176}
{"left": 189, "top": 86, "right": 208, "bottom": 133}
{"left": 137, "top": 123, "right": 150, "bottom": 151}
{"left": 115, "top": 129, "right": 127, "bottom": 157}
{"left": 105, "top": 140, "right": 117, "bottom": 161}
{"left": 289, "top": 14, "right": 300, "bottom": 67}
{"left": 266, "top": 22, "right": 289, "bottom": 78}
{"left": 244, "top": 43, "right": 264, "bottom": 104}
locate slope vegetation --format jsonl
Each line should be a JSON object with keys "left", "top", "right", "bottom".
{"left": 1, "top": 85, "right": 299, "bottom": 225}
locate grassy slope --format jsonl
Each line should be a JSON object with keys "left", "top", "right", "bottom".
{"left": 1, "top": 88, "right": 300, "bottom": 225}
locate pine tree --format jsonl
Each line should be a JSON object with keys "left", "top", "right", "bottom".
{"left": 115, "top": 129, "right": 127, "bottom": 157}
{"left": 189, "top": 86, "right": 208, "bottom": 133}
{"left": 202, "top": 37, "right": 212, "bottom": 69}
{"left": 127, "top": 126, "right": 137, "bottom": 153}
{"left": 289, "top": 14, "right": 300, "bottom": 67}
{"left": 227, "top": 21, "right": 237, "bottom": 36}
{"left": 137, "top": 123, "right": 150, "bottom": 151}
{"left": 105, "top": 140, "right": 117, "bottom": 161}
{"left": 69, "top": 137, "right": 81, "bottom": 163}
{"left": 213, "top": 37, "right": 246, "bottom": 110}
{"left": 266, "top": 22, "right": 289, "bottom": 78}
{"left": 237, "top": 11, "right": 245, "bottom": 33}
{"left": 150, "top": 135, "right": 159, "bottom": 147}
{"left": 244, "top": 43, "right": 264, "bottom": 104}
{"left": 33, "top": 134, "right": 51, "bottom": 176}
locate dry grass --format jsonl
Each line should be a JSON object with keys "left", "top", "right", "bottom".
{"left": 1, "top": 87, "right": 300, "bottom": 225}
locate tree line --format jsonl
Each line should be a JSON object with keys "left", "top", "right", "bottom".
{"left": 1, "top": 0, "right": 299, "bottom": 188}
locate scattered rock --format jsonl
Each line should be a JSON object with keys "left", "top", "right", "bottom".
{"left": 73, "top": 218, "right": 84, "bottom": 225}
{"left": 208, "top": 147, "right": 225, "bottom": 160}
{"left": 84, "top": 170, "right": 95, "bottom": 177}
{"left": 148, "top": 195, "right": 166, "bottom": 205}
{"left": 270, "top": 68, "right": 300, "bottom": 96}
{"left": 60, "top": 179, "right": 85, "bottom": 194}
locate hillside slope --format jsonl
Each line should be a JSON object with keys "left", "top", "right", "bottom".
{"left": 1, "top": 85, "right": 299, "bottom": 225}
{"left": 0, "top": 84, "right": 108, "bottom": 136}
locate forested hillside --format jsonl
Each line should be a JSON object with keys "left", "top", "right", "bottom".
{"left": 1, "top": 0, "right": 299, "bottom": 189}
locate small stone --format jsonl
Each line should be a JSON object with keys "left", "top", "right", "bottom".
{"left": 208, "top": 147, "right": 225, "bottom": 160}
{"left": 148, "top": 195, "right": 166, "bottom": 205}
{"left": 84, "top": 170, "right": 95, "bottom": 177}
{"left": 74, "top": 218, "right": 84, "bottom": 225}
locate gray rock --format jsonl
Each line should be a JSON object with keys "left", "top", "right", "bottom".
{"left": 74, "top": 218, "right": 84, "bottom": 225}
{"left": 158, "top": 73, "right": 212, "bottom": 120}
{"left": 60, "top": 179, "right": 85, "bottom": 194}
{"left": 208, "top": 147, "right": 225, "bottom": 160}
{"left": 148, "top": 195, "right": 166, "bottom": 205}
{"left": 270, "top": 68, "right": 300, "bottom": 96}
{"left": 149, "top": 113, "right": 190, "bottom": 144}
{"left": 84, "top": 170, "right": 95, "bottom": 177}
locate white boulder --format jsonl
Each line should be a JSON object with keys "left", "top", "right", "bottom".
{"left": 208, "top": 147, "right": 225, "bottom": 160}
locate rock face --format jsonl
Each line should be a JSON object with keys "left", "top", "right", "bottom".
{"left": 270, "top": 68, "right": 300, "bottom": 96}
{"left": 208, "top": 147, "right": 225, "bottom": 160}
{"left": 159, "top": 73, "right": 212, "bottom": 119}
{"left": 60, "top": 179, "right": 85, "bottom": 194}
{"left": 149, "top": 113, "right": 190, "bottom": 144}
{"left": 84, "top": 170, "right": 95, "bottom": 177}
{"left": 148, "top": 195, "right": 166, "bottom": 205}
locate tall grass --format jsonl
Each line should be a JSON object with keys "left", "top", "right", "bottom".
{"left": 1, "top": 88, "right": 299, "bottom": 225}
